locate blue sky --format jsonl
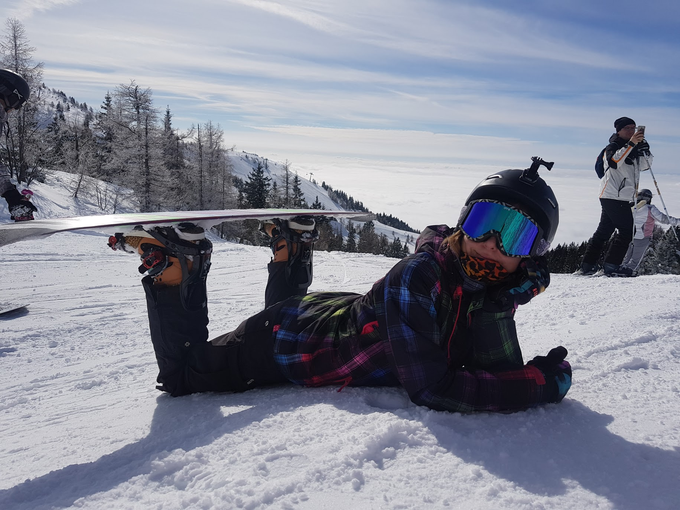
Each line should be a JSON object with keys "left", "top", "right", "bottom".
{"left": 3, "top": 0, "right": 680, "bottom": 240}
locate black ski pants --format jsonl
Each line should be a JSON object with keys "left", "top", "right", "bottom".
{"left": 582, "top": 198, "right": 634, "bottom": 267}
{"left": 143, "top": 260, "right": 302, "bottom": 397}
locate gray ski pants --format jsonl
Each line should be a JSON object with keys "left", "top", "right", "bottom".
{"left": 622, "top": 237, "right": 651, "bottom": 270}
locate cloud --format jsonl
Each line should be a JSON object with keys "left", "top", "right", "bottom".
{"left": 228, "top": 0, "right": 353, "bottom": 35}
{"left": 227, "top": 0, "right": 630, "bottom": 69}
{"left": 9, "top": 0, "right": 80, "bottom": 19}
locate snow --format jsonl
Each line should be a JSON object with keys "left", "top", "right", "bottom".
{"left": 2, "top": 177, "right": 680, "bottom": 510}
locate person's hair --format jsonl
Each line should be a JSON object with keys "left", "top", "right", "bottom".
{"left": 444, "top": 230, "right": 464, "bottom": 257}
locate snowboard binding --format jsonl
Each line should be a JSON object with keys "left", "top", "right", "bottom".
{"left": 263, "top": 217, "right": 318, "bottom": 290}
{"left": 108, "top": 223, "right": 212, "bottom": 311}
{"left": 9, "top": 203, "right": 36, "bottom": 222}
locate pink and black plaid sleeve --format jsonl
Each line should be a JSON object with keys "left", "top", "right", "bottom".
{"left": 379, "top": 253, "right": 557, "bottom": 413}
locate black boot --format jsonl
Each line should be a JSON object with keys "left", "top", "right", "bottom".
{"left": 143, "top": 277, "right": 253, "bottom": 396}
{"left": 261, "top": 217, "right": 318, "bottom": 300}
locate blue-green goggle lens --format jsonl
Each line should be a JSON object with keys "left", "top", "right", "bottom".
{"left": 461, "top": 201, "right": 539, "bottom": 257}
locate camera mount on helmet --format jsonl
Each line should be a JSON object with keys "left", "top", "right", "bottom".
{"left": 521, "top": 157, "right": 554, "bottom": 184}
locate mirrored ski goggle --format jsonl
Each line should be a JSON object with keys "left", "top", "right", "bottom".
{"left": 460, "top": 200, "right": 540, "bottom": 257}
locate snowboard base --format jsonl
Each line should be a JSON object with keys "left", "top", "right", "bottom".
{"left": 0, "top": 208, "right": 373, "bottom": 248}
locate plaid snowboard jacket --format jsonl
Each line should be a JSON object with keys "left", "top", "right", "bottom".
{"left": 271, "top": 225, "right": 553, "bottom": 413}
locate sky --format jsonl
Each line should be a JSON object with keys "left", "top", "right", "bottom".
{"left": 2, "top": 0, "right": 680, "bottom": 238}
{"left": 2, "top": 177, "right": 680, "bottom": 509}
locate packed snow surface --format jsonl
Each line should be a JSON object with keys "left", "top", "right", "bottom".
{"left": 1, "top": 179, "right": 680, "bottom": 510}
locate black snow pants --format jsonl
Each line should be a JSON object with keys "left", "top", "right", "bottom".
{"left": 582, "top": 198, "right": 634, "bottom": 267}
{"left": 144, "top": 260, "right": 302, "bottom": 397}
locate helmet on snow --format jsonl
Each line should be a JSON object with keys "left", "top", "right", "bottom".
{"left": 457, "top": 157, "right": 559, "bottom": 257}
{"left": 0, "top": 69, "right": 30, "bottom": 110}
{"left": 638, "top": 189, "right": 652, "bottom": 203}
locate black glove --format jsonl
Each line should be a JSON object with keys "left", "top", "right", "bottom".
{"left": 635, "top": 139, "right": 651, "bottom": 158}
{"left": 3, "top": 188, "right": 37, "bottom": 221}
{"left": 489, "top": 257, "right": 550, "bottom": 310}
{"left": 527, "top": 346, "right": 572, "bottom": 403}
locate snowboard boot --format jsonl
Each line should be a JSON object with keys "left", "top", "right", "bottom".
{"left": 573, "top": 262, "right": 597, "bottom": 276}
{"left": 603, "top": 263, "right": 636, "bottom": 278}
{"left": 108, "top": 223, "right": 212, "bottom": 311}
{"left": 261, "top": 217, "right": 318, "bottom": 291}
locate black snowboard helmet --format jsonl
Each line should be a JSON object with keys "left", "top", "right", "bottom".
{"left": 638, "top": 188, "right": 652, "bottom": 204}
{"left": 0, "top": 69, "right": 30, "bottom": 110}
{"left": 457, "top": 157, "right": 559, "bottom": 257}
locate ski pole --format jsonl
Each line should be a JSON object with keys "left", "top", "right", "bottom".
{"left": 644, "top": 154, "right": 679, "bottom": 242}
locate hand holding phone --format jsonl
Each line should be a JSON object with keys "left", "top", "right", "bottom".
{"left": 631, "top": 125, "right": 645, "bottom": 144}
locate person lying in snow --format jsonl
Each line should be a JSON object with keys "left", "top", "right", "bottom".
{"left": 112, "top": 157, "right": 572, "bottom": 413}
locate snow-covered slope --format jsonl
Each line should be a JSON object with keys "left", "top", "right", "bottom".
{"left": 1, "top": 176, "right": 680, "bottom": 509}
{"left": 0, "top": 170, "right": 137, "bottom": 220}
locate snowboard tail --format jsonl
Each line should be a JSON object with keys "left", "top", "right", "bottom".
{"left": 0, "top": 208, "right": 372, "bottom": 248}
{"left": 0, "top": 302, "right": 29, "bottom": 316}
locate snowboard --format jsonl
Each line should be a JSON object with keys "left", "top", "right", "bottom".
{"left": 0, "top": 302, "right": 29, "bottom": 316}
{"left": 0, "top": 208, "right": 373, "bottom": 248}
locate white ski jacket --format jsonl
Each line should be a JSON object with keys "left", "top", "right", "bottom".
{"left": 632, "top": 200, "right": 680, "bottom": 239}
{"left": 599, "top": 134, "right": 651, "bottom": 201}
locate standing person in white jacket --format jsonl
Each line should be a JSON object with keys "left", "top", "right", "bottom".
{"left": 621, "top": 189, "right": 680, "bottom": 272}
{"left": 576, "top": 117, "right": 651, "bottom": 277}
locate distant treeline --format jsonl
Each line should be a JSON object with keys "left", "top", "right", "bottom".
{"left": 545, "top": 226, "right": 680, "bottom": 275}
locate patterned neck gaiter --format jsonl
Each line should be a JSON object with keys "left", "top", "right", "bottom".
{"left": 458, "top": 253, "right": 511, "bottom": 284}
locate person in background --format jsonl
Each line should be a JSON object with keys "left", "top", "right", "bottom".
{"left": 621, "top": 188, "right": 680, "bottom": 274}
{"left": 576, "top": 117, "right": 651, "bottom": 277}
{"left": 0, "top": 69, "right": 37, "bottom": 222}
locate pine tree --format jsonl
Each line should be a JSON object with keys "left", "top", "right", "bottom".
{"left": 282, "top": 160, "right": 292, "bottom": 207}
{"left": 378, "top": 233, "right": 390, "bottom": 256}
{"left": 386, "top": 236, "right": 404, "bottom": 258}
{"left": 92, "top": 92, "right": 115, "bottom": 181}
{"left": 358, "top": 220, "right": 379, "bottom": 254}
{"left": 243, "top": 161, "right": 271, "bottom": 208}
{"left": 345, "top": 221, "right": 357, "bottom": 252}
{"left": 291, "top": 172, "right": 307, "bottom": 208}
{"left": 311, "top": 196, "right": 324, "bottom": 210}
{"left": 269, "top": 181, "right": 282, "bottom": 208}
